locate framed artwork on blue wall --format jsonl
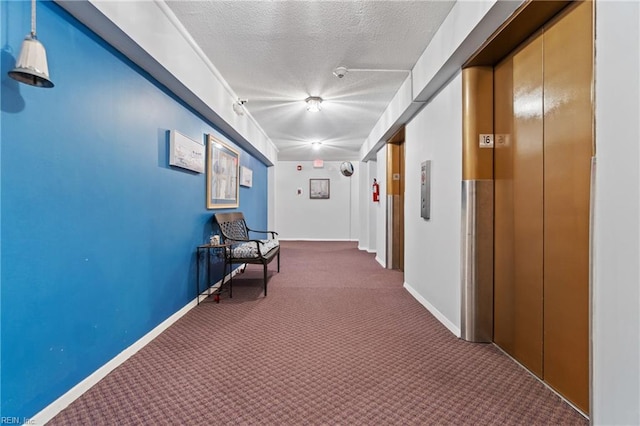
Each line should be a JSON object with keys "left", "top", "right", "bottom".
{"left": 240, "top": 166, "right": 253, "bottom": 187}
{"left": 169, "top": 130, "right": 205, "bottom": 173}
{"left": 206, "top": 134, "right": 239, "bottom": 209}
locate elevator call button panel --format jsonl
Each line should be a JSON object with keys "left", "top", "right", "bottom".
{"left": 421, "top": 160, "right": 431, "bottom": 220}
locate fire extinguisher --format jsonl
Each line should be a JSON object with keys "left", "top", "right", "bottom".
{"left": 372, "top": 178, "right": 380, "bottom": 202}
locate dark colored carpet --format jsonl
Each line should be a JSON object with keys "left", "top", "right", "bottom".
{"left": 49, "top": 241, "right": 586, "bottom": 425}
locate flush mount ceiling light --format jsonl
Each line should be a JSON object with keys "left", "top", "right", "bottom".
{"left": 8, "top": 0, "right": 54, "bottom": 88}
{"left": 305, "top": 96, "right": 323, "bottom": 112}
{"left": 311, "top": 141, "right": 322, "bottom": 150}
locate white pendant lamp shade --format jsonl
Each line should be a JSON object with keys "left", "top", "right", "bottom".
{"left": 8, "top": 0, "right": 54, "bottom": 88}
{"left": 9, "top": 34, "right": 54, "bottom": 88}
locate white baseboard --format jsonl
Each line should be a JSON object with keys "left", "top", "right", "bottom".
{"left": 31, "top": 268, "right": 241, "bottom": 425}
{"left": 357, "top": 245, "right": 376, "bottom": 254}
{"left": 375, "top": 256, "right": 385, "bottom": 267}
{"left": 403, "top": 282, "right": 461, "bottom": 338}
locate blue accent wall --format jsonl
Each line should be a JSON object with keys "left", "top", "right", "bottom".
{"left": 1, "top": 0, "right": 268, "bottom": 418}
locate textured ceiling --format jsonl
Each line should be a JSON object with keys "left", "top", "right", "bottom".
{"left": 165, "top": 1, "right": 456, "bottom": 161}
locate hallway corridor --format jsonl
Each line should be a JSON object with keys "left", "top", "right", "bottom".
{"left": 49, "top": 242, "right": 585, "bottom": 425}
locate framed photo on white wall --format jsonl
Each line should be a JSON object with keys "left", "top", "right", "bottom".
{"left": 309, "top": 178, "right": 330, "bottom": 199}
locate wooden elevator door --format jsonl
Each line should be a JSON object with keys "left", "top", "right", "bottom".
{"left": 493, "top": 1, "right": 592, "bottom": 414}
{"left": 494, "top": 32, "right": 545, "bottom": 378}
{"left": 387, "top": 131, "right": 405, "bottom": 271}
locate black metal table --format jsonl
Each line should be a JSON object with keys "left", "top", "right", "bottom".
{"left": 196, "top": 243, "right": 232, "bottom": 304}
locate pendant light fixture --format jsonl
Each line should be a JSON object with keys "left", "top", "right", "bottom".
{"left": 8, "top": 0, "right": 54, "bottom": 88}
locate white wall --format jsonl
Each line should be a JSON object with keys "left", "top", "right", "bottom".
{"left": 349, "top": 164, "right": 360, "bottom": 241}
{"left": 268, "top": 165, "right": 276, "bottom": 231}
{"left": 358, "top": 160, "right": 381, "bottom": 253}
{"left": 592, "top": 2, "right": 640, "bottom": 424}
{"left": 358, "top": 161, "right": 370, "bottom": 251}
{"left": 275, "top": 161, "right": 359, "bottom": 240}
{"left": 403, "top": 73, "right": 463, "bottom": 336}
{"left": 375, "top": 149, "right": 387, "bottom": 267}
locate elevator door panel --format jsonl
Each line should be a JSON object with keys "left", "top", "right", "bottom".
{"left": 493, "top": 34, "right": 544, "bottom": 377}
{"left": 492, "top": 1, "right": 592, "bottom": 414}
{"left": 542, "top": 1, "right": 592, "bottom": 412}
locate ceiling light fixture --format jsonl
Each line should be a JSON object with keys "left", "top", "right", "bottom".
{"left": 311, "top": 141, "right": 322, "bottom": 150}
{"left": 305, "top": 96, "right": 323, "bottom": 112}
{"left": 8, "top": 0, "right": 54, "bottom": 88}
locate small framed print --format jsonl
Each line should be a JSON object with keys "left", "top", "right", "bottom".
{"left": 240, "top": 166, "right": 253, "bottom": 187}
{"left": 309, "top": 178, "right": 330, "bottom": 199}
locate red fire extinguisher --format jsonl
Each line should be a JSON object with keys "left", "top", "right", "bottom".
{"left": 372, "top": 179, "right": 380, "bottom": 202}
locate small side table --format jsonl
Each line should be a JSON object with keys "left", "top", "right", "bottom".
{"left": 196, "top": 242, "right": 232, "bottom": 304}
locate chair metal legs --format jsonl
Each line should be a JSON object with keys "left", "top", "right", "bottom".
{"left": 263, "top": 263, "right": 268, "bottom": 296}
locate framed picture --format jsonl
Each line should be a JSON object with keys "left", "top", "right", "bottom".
{"left": 169, "top": 130, "right": 205, "bottom": 173}
{"left": 206, "top": 135, "right": 239, "bottom": 209}
{"left": 240, "top": 166, "right": 253, "bottom": 187}
{"left": 309, "top": 178, "right": 330, "bottom": 199}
